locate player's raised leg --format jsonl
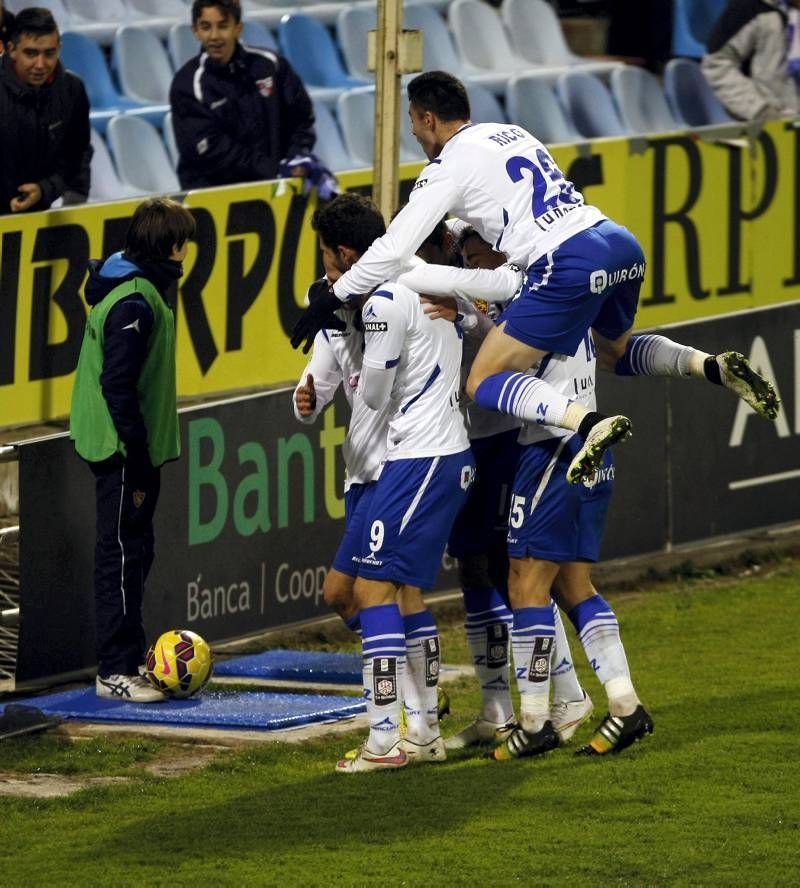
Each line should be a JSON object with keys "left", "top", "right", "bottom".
{"left": 601, "top": 332, "right": 780, "bottom": 420}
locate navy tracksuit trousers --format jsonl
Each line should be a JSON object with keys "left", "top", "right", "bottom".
{"left": 91, "top": 456, "right": 161, "bottom": 677}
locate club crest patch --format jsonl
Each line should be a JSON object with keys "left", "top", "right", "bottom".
{"left": 373, "top": 657, "right": 397, "bottom": 705}
{"left": 132, "top": 490, "right": 146, "bottom": 509}
{"left": 255, "top": 76, "right": 274, "bottom": 97}
{"left": 528, "top": 636, "right": 553, "bottom": 683}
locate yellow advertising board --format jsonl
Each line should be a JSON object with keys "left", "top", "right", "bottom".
{"left": 1, "top": 120, "right": 799, "bottom": 428}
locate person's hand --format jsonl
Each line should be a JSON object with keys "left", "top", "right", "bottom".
{"left": 10, "top": 183, "right": 43, "bottom": 213}
{"left": 295, "top": 374, "right": 317, "bottom": 416}
{"left": 420, "top": 295, "right": 458, "bottom": 322}
{"left": 291, "top": 280, "right": 346, "bottom": 353}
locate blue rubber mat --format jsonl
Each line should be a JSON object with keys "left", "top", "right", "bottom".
{"left": 215, "top": 650, "right": 363, "bottom": 684}
{"left": 0, "top": 689, "right": 365, "bottom": 731}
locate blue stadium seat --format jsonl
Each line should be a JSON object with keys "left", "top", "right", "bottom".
{"left": 107, "top": 114, "right": 180, "bottom": 194}
{"left": 465, "top": 83, "right": 508, "bottom": 124}
{"left": 60, "top": 31, "right": 139, "bottom": 128}
{"left": 127, "top": 0, "right": 188, "bottom": 38}
{"left": 279, "top": 14, "right": 367, "bottom": 105}
{"left": 167, "top": 23, "right": 199, "bottom": 71}
{"left": 672, "top": 0, "right": 727, "bottom": 58}
{"left": 505, "top": 74, "right": 580, "bottom": 144}
{"left": 610, "top": 66, "right": 682, "bottom": 135}
{"left": 112, "top": 26, "right": 173, "bottom": 109}
{"left": 337, "top": 87, "right": 424, "bottom": 169}
{"left": 557, "top": 71, "right": 628, "bottom": 139}
{"left": 88, "top": 127, "right": 146, "bottom": 203}
{"left": 311, "top": 99, "right": 356, "bottom": 173}
{"left": 663, "top": 58, "right": 732, "bottom": 127}
{"left": 242, "top": 20, "right": 278, "bottom": 51}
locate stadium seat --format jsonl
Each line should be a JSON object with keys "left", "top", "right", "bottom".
{"left": 449, "top": 0, "right": 555, "bottom": 88}
{"left": 66, "top": 0, "right": 129, "bottom": 45}
{"left": 337, "top": 87, "right": 424, "bottom": 169}
{"left": 311, "top": 99, "right": 356, "bottom": 173}
{"left": 335, "top": 6, "right": 375, "bottom": 83}
{"left": 88, "top": 128, "right": 145, "bottom": 202}
{"left": 672, "top": 0, "right": 727, "bottom": 58}
{"left": 60, "top": 31, "right": 140, "bottom": 128}
{"left": 168, "top": 23, "right": 198, "bottom": 71}
{"left": 6, "top": 0, "right": 72, "bottom": 30}
{"left": 242, "top": 20, "right": 278, "bottom": 51}
{"left": 106, "top": 115, "right": 180, "bottom": 194}
{"left": 279, "top": 14, "right": 367, "bottom": 105}
{"left": 500, "top": 0, "right": 621, "bottom": 78}
{"left": 557, "top": 71, "right": 628, "bottom": 139}
{"left": 162, "top": 111, "right": 179, "bottom": 170}
{"left": 113, "top": 26, "right": 173, "bottom": 108}
{"left": 663, "top": 58, "right": 732, "bottom": 127}
{"left": 465, "top": 83, "right": 508, "bottom": 124}
{"left": 505, "top": 75, "right": 580, "bottom": 144}
{"left": 126, "top": 0, "right": 188, "bottom": 38}
{"left": 610, "top": 66, "right": 682, "bottom": 135}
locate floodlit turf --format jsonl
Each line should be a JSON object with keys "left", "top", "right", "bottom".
{"left": 1, "top": 561, "right": 799, "bottom": 886}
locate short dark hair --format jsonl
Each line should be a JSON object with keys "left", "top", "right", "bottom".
{"left": 457, "top": 225, "right": 481, "bottom": 251}
{"left": 420, "top": 217, "right": 449, "bottom": 253}
{"left": 312, "top": 193, "right": 386, "bottom": 255}
{"left": 1, "top": 8, "right": 17, "bottom": 44}
{"left": 191, "top": 0, "right": 241, "bottom": 25}
{"left": 407, "top": 71, "right": 470, "bottom": 122}
{"left": 125, "top": 198, "right": 196, "bottom": 263}
{"left": 8, "top": 7, "right": 57, "bottom": 44}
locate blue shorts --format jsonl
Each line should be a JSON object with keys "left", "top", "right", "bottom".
{"left": 448, "top": 428, "right": 521, "bottom": 559}
{"left": 506, "top": 436, "right": 613, "bottom": 563}
{"left": 331, "top": 482, "right": 375, "bottom": 577}
{"left": 357, "top": 450, "right": 476, "bottom": 589}
{"left": 501, "top": 219, "right": 645, "bottom": 355}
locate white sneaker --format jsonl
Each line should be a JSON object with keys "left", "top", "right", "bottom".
{"left": 445, "top": 717, "right": 515, "bottom": 750}
{"left": 399, "top": 735, "right": 447, "bottom": 764}
{"left": 550, "top": 691, "right": 594, "bottom": 744}
{"left": 335, "top": 741, "right": 409, "bottom": 774}
{"left": 96, "top": 673, "right": 166, "bottom": 703}
{"left": 717, "top": 351, "right": 780, "bottom": 420}
{"left": 567, "top": 415, "right": 632, "bottom": 485}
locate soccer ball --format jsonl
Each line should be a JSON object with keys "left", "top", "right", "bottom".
{"left": 145, "top": 629, "right": 214, "bottom": 699}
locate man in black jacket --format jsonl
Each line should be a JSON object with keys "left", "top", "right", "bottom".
{"left": 0, "top": 7, "right": 91, "bottom": 215}
{"left": 170, "top": 0, "right": 317, "bottom": 190}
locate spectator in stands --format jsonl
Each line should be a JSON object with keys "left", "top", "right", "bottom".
{"left": 0, "top": 7, "right": 91, "bottom": 214}
{"left": 702, "top": 0, "right": 800, "bottom": 120}
{"left": 170, "top": 0, "right": 336, "bottom": 197}
{"left": 0, "top": 3, "right": 16, "bottom": 54}
{"left": 70, "top": 197, "right": 196, "bottom": 704}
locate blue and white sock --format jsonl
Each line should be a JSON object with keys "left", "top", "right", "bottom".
{"left": 551, "top": 601, "right": 584, "bottom": 704}
{"left": 569, "top": 594, "right": 639, "bottom": 717}
{"left": 615, "top": 334, "right": 708, "bottom": 379}
{"left": 402, "top": 611, "right": 441, "bottom": 743}
{"left": 463, "top": 587, "right": 515, "bottom": 725}
{"left": 474, "top": 372, "right": 584, "bottom": 430}
{"left": 511, "top": 605, "right": 556, "bottom": 733}
{"left": 361, "top": 604, "right": 406, "bottom": 754}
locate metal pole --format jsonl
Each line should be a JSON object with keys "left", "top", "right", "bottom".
{"left": 373, "top": 0, "right": 402, "bottom": 223}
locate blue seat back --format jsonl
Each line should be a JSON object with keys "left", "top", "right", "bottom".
{"left": 611, "top": 66, "right": 681, "bottom": 135}
{"left": 506, "top": 75, "right": 579, "bottom": 144}
{"left": 60, "top": 31, "right": 129, "bottom": 109}
{"left": 664, "top": 58, "right": 732, "bottom": 127}
{"left": 279, "top": 14, "right": 359, "bottom": 89}
{"left": 557, "top": 72, "right": 627, "bottom": 139}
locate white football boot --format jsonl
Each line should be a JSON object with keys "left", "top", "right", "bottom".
{"left": 399, "top": 734, "right": 447, "bottom": 764}
{"left": 335, "top": 741, "right": 409, "bottom": 774}
{"left": 716, "top": 351, "right": 780, "bottom": 420}
{"left": 96, "top": 674, "right": 166, "bottom": 703}
{"left": 550, "top": 691, "right": 594, "bottom": 745}
{"left": 445, "top": 717, "right": 515, "bottom": 750}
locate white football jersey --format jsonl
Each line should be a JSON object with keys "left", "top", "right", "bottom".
{"left": 333, "top": 122, "right": 604, "bottom": 300}
{"left": 360, "top": 282, "right": 469, "bottom": 460}
{"left": 294, "top": 309, "right": 389, "bottom": 489}
{"left": 518, "top": 331, "right": 598, "bottom": 446}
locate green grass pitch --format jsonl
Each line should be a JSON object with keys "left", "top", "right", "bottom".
{"left": 0, "top": 559, "right": 798, "bottom": 886}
